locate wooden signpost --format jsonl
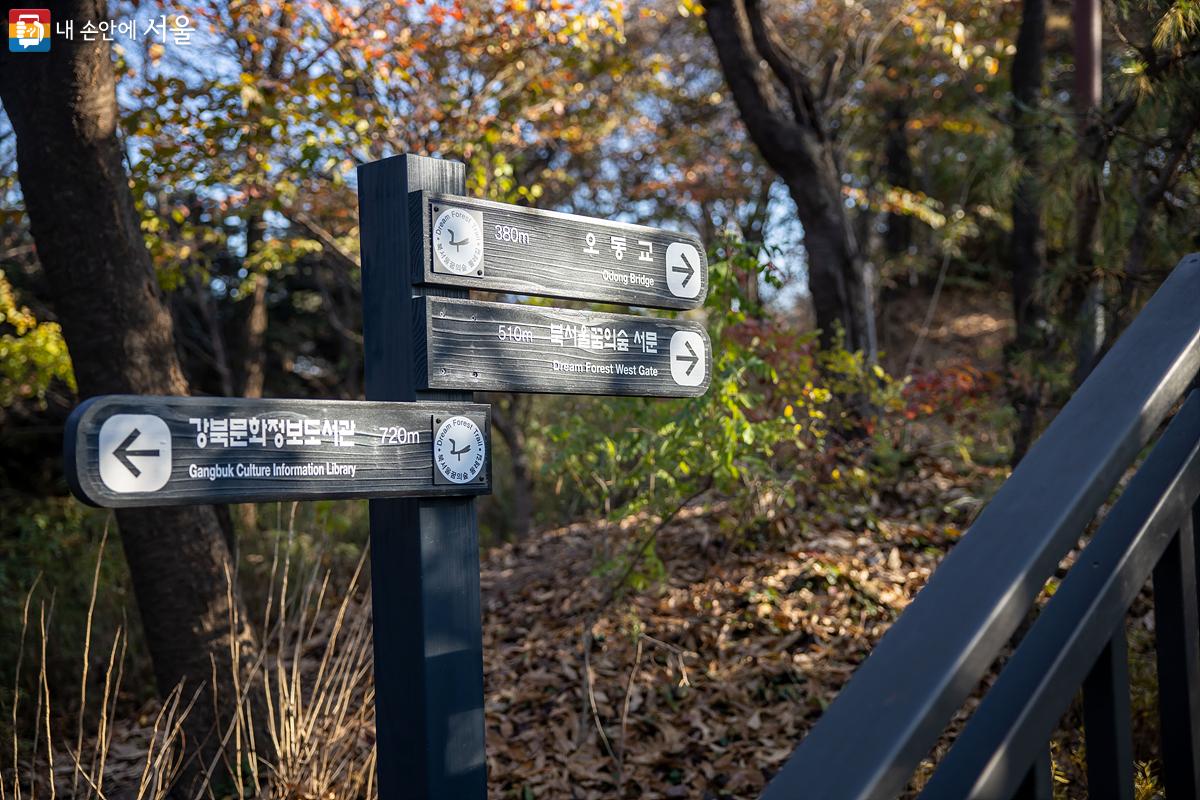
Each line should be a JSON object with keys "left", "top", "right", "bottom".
{"left": 61, "top": 152, "right": 711, "bottom": 800}
{"left": 355, "top": 154, "right": 711, "bottom": 799}
{"left": 411, "top": 191, "right": 709, "bottom": 309}
{"left": 64, "top": 395, "right": 491, "bottom": 508}
{"left": 355, "top": 154, "right": 712, "bottom": 799}
{"left": 416, "top": 296, "right": 711, "bottom": 396}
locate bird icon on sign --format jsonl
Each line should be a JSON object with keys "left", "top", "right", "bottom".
{"left": 432, "top": 206, "right": 484, "bottom": 276}
{"left": 449, "top": 439, "right": 471, "bottom": 461}
{"left": 433, "top": 416, "right": 486, "bottom": 484}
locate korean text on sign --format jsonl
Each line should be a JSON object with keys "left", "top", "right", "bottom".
{"left": 188, "top": 418, "right": 357, "bottom": 449}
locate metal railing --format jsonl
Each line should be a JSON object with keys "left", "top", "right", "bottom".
{"left": 762, "top": 253, "right": 1200, "bottom": 800}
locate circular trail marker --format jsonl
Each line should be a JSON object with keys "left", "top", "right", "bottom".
{"left": 432, "top": 206, "right": 484, "bottom": 276}
{"left": 433, "top": 415, "right": 487, "bottom": 484}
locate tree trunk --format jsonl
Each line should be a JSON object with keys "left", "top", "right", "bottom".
{"left": 234, "top": 7, "right": 290, "bottom": 402}
{"left": 1113, "top": 107, "right": 1199, "bottom": 332}
{"left": 1008, "top": 0, "right": 1049, "bottom": 464}
{"left": 238, "top": 189, "right": 271, "bottom": 402}
{"left": 737, "top": 178, "right": 773, "bottom": 310}
{"left": 705, "top": 0, "right": 876, "bottom": 358}
{"left": 1070, "top": 0, "right": 1106, "bottom": 384}
{"left": 0, "top": 2, "right": 258, "bottom": 789}
{"left": 490, "top": 394, "right": 534, "bottom": 539}
{"left": 192, "top": 267, "right": 236, "bottom": 396}
{"left": 236, "top": 219, "right": 269, "bottom": 536}
{"left": 884, "top": 100, "right": 914, "bottom": 259}
{"left": 239, "top": 273, "right": 270, "bottom": 399}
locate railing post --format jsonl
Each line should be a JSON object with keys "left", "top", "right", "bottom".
{"left": 1153, "top": 512, "right": 1200, "bottom": 798}
{"left": 1082, "top": 629, "right": 1134, "bottom": 800}
{"left": 1011, "top": 749, "right": 1052, "bottom": 800}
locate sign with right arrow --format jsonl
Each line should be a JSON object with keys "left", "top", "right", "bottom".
{"left": 410, "top": 191, "right": 709, "bottom": 310}
{"left": 415, "top": 297, "right": 711, "bottom": 397}
{"left": 405, "top": 190, "right": 714, "bottom": 400}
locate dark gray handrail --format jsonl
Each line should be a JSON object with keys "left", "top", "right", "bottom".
{"left": 920, "top": 391, "right": 1200, "bottom": 798}
{"left": 761, "top": 254, "right": 1200, "bottom": 800}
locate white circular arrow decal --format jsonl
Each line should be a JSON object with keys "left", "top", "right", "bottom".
{"left": 669, "top": 330, "right": 706, "bottom": 387}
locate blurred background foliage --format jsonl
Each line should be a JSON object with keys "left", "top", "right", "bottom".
{"left": 1, "top": 0, "right": 1198, "bottom": 765}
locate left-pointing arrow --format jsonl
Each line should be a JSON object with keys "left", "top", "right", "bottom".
{"left": 112, "top": 428, "right": 161, "bottom": 478}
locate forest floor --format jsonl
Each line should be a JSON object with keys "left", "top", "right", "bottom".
{"left": 39, "top": 289, "right": 1167, "bottom": 799}
{"left": 480, "top": 286, "right": 1164, "bottom": 799}
{"left": 480, "top": 461, "right": 992, "bottom": 799}
{"left": 76, "top": 448, "right": 995, "bottom": 800}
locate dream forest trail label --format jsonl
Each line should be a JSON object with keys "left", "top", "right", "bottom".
{"left": 65, "top": 395, "right": 491, "bottom": 508}
{"left": 415, "top": 296, "right": 711, "bottom": 397}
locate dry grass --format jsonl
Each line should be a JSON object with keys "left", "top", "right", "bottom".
{"left": 5, "top": 507, "right": 377, "bottom": 800}
{"left": 5, "top": 524, "right": 195, "bottom": 800}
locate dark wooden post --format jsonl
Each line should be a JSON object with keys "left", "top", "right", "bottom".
{"left": 358, "top": 154, "right": 487, "bottom": 799}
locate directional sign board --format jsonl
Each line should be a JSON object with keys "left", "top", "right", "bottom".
{"left": 66, "top": 395, "right": 491, "bottom": 508}
{"left": 412, "top": 192, "right": 709, "bottom": 310}
{"left": 415, "top": 297, "right": 711, "bottom": 397}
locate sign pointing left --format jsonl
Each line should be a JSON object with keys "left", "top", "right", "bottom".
{"left": 112, "top": 428, "right": 161, "bottom": 477}
{"left": 97, "top": 414, "right": 172, "bottom": 493}
{"left": 67, "top": 395, "right": 492, "bottom": 508}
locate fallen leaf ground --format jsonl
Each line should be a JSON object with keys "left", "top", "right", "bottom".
{"left": 481, "top": 449, "right": 993, "bottom": 799}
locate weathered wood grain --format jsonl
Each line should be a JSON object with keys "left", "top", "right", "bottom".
{"left": 412, "top": 191, "right": 709, "bottom": 310}
{"left": 358, "top": 153, "right": 488, "bottom": 800}
{"left": 64, "top": 395, "right": 491, "bottom": 508}
{"left": 416, "top": 296, "right": 713, "bottom": 397}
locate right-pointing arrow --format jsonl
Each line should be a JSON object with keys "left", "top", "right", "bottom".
{"left": 675, "top": 340, "right": 700, "bottom": 376}
{"left": 112, "top": 428, "right": 161, "bottom": 478}
{"left": 670, "top": 250, "right": 696, "bottom": 284}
